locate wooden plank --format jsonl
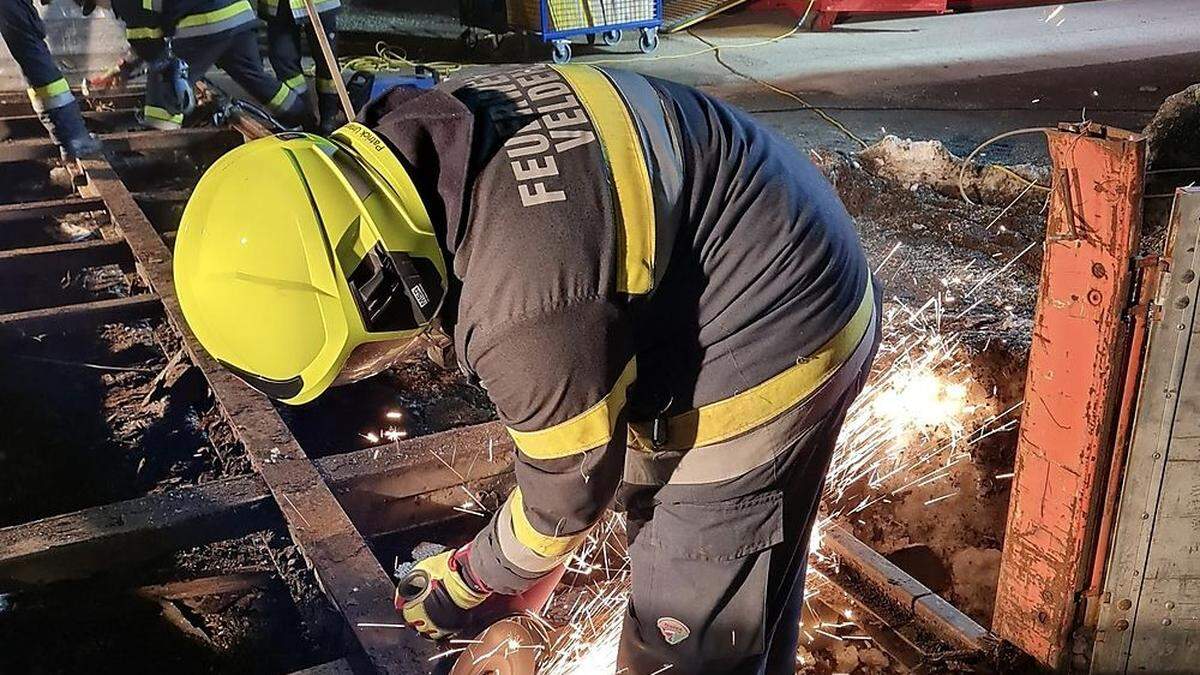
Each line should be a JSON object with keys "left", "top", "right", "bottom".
{"left": 0, "top": 239, "right": 130, "bottom": 273}
{"left": 80, "top": 154, "right": 435, "bottom": 673}
{"left": 0, "top": 294, "right": 160, "bottom": 334}
{"left": 292, "top": 659, "right": 356, "bottom": 675}
{"left": 136, "top": 570, "right": 275, "bottom": 601}
{"left": 0, "top": 475, "right": 273, "bottom": 585}
{"left": 993, "top": 123, "right": 1146, "bottom": 669}
{"left": 0, "top": 197, "right": 105, "bottom": 224}
{"left": 0, "top": 90, "right": 143, "bottom": 117}
{"left": 0, "top": 425, "right": 514, "bottom": 586}
{"left": 132, "top": 188, "right": 192, "bottom": 204}
{"left": 0, "top": 110, "right": 137, "bottom": 139}
{"left": 0, "top": 128, "right": 235, "bottom": 163}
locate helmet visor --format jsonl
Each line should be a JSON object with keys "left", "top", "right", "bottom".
{"left": 331, "top": 334, "right": 428, "bottom": 387}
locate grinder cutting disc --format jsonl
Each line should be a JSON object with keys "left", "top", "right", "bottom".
{"left": 448, "top": 616, "right": 542, "bottom": 675}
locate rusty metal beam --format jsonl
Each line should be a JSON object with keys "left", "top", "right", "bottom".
{"left": 0, "top": 294, "right": 160, "bottom": 334}
{"left": 992, "top": 122, "right": 1146, "bottom": 669}
{"left": 78, "top": 154, "right": 437, "bottom": 673}
{"left": 0, "top": 424, "right": 513, "bottom": 586}
{"left": 0, "top": 197, "right": 105, "bottom": 224}
{"left": 806, "top": 586, "right": 926, "bottom": 671}
{"left": 0, "top": 239, "right": 130, "bottom": 273}
{"left": 0, "top": 128, "right": 235, "bottom": 163}
{"left": 822, "top": 524, "right": 993, "bottom": 654}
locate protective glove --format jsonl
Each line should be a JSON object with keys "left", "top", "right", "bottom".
{"left": 395, "top": 546, "right": 491, "bottom": 640}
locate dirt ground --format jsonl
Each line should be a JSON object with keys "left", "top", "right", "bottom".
{"left": 820, "top": 142, "right": 1043, "bottom": 632}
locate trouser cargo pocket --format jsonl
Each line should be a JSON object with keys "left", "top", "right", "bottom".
{"left": 622, "top": 489, "right": 784, "bottom": 673}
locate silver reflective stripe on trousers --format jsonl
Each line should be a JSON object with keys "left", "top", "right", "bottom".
{"left": 495, "top": 494, "right": 571, "bottom": 574}
{"left": 27, "top": 90, "right": 74, "bottom": 113}
{"left": 624, "top": 304, "right": 878, "bottom": 487}
{"left": 289, "top": 0, "right": 341, "bottom": 19}
{"left": 174, "top": 9, "right": 256, "bottom": 40}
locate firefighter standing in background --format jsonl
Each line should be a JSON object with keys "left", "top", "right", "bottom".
{"left": 172, "top": 65, "right": 880, "bottom": 674}
{"left": 0, "top": 0, "right": 101, "bottom": 158}
{"left": 258, "top": 0, "right": 342, "bottom": 133}
{"left": 109, "top": 0, "right": 310, "bottom": 129}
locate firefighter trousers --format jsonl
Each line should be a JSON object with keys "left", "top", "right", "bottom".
{"left": 264, "top": 6, "right": 338, "bottom": 103}
{"left": 616, "top": 288, "right": 881, "bottom": 675}
{"left": 169, "top": 27, "right": 308, "bottom": 126}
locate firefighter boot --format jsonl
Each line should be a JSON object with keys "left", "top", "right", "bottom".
{"left": 43, "top": 101, "right": 101, "bottom": 159}
{"left": 318, "top": 93, "right": 344, "bottom": 135}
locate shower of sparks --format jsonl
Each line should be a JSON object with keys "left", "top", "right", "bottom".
{"left": 536, "top": 293, "right": 1023, "bottom": 674}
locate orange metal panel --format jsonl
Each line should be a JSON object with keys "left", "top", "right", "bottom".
{"left": 992, "top": 123, "right": 1145, "bottom": 669}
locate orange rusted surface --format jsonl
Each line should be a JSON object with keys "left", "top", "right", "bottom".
{"left": 992, "top": 123, "right": 1145, "bottom": 669}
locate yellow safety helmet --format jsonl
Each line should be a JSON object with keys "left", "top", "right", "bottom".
{"left": 174, "top": 123, "right": 447, "bottom": 405}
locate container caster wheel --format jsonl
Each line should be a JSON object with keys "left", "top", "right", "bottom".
{"left": 586, "top": 33, "right": 596, "bottom": 45}
{"left": 602, "top": 29, "right": 622, "bottom": 46}
{"left": 551, "top": 40, "right": 572, "bottom": 64}
{"left": 639, "top": 28, "right": 659, "bottom": 54}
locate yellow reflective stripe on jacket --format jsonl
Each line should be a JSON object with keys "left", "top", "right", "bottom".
{"left": 126, "top": 26, "right": 164, "bottom": 39}
{"left": 552, "top": 65, "right": 656, "bottom": 295}
{"left": 506, "top": 489, "right": 592, "bottom": 560}
{"left": 176, "top": 0, "right": 254, "bottom": 35}
{"left": 506, "top": 359, "right": 635, "bottom": 460}
{"left": 632, "top": 277, "right": 875, "bottom": 451}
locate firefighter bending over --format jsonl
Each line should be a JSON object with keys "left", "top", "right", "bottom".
{"left": 173, "top": 65, "right": 880, "bottom": 674}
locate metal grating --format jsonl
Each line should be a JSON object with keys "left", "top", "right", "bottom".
{"left": 510, "top": 0, "right": 657, "bottom": 32}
